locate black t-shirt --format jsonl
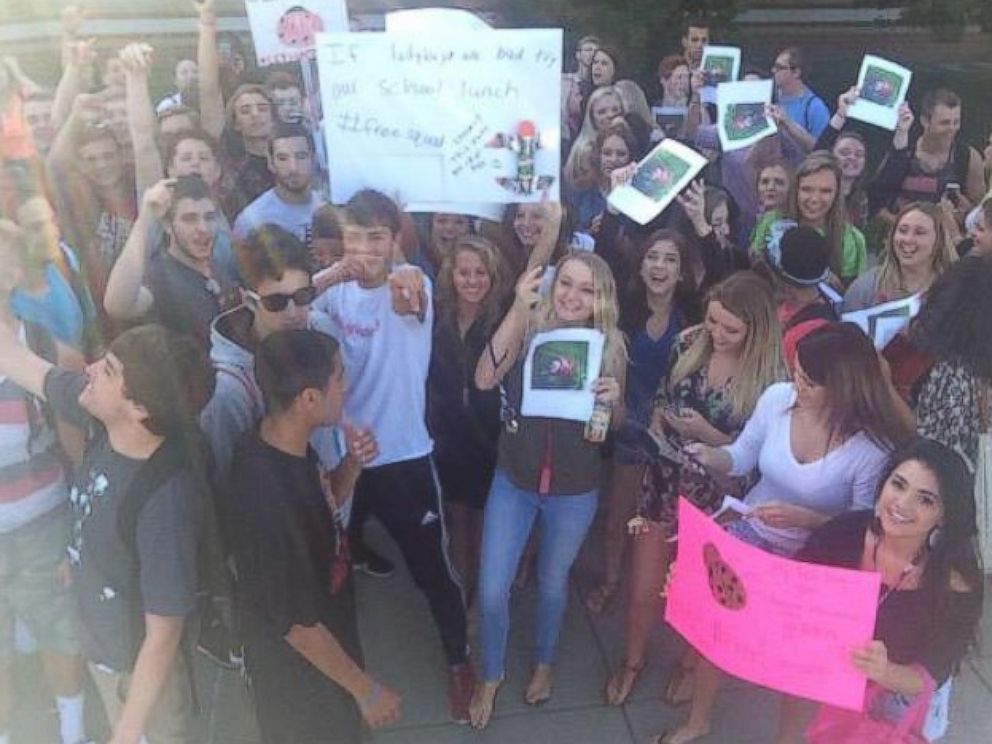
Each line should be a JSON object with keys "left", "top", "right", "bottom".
{"left": 228, "top": 431, "right": 362, "bottom": 682}
{"left": 43, "top": 368, "right": 200, "bottom": 671}
{"left": 220, "top": 153, "right": 274, "bottom": 222}
{"left": 144, "top": 251, "right": 240, "bottom": 348}
{"left": 427, "top": 315, "right": 501, "bottom": 470}
{"left": 798, "top": 510, "right": 983, "bottom": 684}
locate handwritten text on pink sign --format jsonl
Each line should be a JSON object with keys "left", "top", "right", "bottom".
{"left": 665, "top": 499, "right": 881, "bottom": 711}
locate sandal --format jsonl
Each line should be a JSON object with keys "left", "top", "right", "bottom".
{"left": 662, "top": 663, "right": 695, "bottom": 706}
{"left": 584, "top": 581, "right": 620, "bottom": 614}
{"left": 605, "top": 658, "right": 645, "bottom": 706}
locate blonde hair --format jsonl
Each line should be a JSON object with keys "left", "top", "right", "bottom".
{"left": 565, "top": 86, "right": 625, "bottom": 188}
{"left": 577, "top": 86, "right": 624, "bottom": 142}
{"left": 614, "top": 79, "right": 660, "bottom": 139}
{"left": 669, "top": 271, "right": 784, "bottom": 419}
{"left": 532, "top": 252, "right": 627, "bottom": 383}
{"left": 876, "top": 202, "right": 957, "bottom": 297}
{"left": 435, "top": 235, "right": 507, "bottom": 334}
{"left": 563, "top": 140, "right": 597, "bottom": 191}
{"left": 785, "top": 151, "right": 848, "bottom": 278}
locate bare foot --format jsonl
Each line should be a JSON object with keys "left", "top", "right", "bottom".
{"left": 469, "top": 680, "right": 501, "bottom": 729}
{"left": 605, "top": 658, "right": 645, "bottom": 706}
{"left": 525, "top": 664, "right": 553, "bottom": 705}
{"left": 655, "top": 720, "right": 711, "bottom": 744}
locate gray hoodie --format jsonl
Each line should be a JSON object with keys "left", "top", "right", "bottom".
{"left": 200, "top": 306, "right": 264, "bottom": 479}
{"left": 199, "top": 306, "right": 346, "bottom": 482}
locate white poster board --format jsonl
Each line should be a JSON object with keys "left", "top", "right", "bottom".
{"left": 841, "top": 294, "right": 922, "bottom": 350}
{"left": 717, "top": 80, "right": 776, "bottom": 152}
{"left": 847, "top": 54, "right": 912, "bottom": 131}
{"left": 316, "top": 29, "right": 563, "bottom": 206}
{"left": 521, "top": 328, "right": 605, "bottom": 422}
{"left": 607, "top": 139, "right": 707, "bottom": 225}
{"left": 385, "top": 8, "right": 490, "bottom": 32}
{"left": 244, "top": 0, "right": 348, "bottom": 67}
{"left": 404, "top": 202, "right": 505, "bottom": 222}
{"left": 700, "top": 45, "right": 741, "bottom": 105}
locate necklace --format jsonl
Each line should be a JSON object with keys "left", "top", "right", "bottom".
{"left": 872, "top": 534, "right": 924, "bottom": 607}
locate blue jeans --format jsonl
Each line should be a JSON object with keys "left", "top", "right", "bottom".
{"left": 477, "top": 470, "right": 598, "bottom": 681}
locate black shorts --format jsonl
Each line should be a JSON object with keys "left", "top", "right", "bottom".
{"left": 436, "top": 456, "right": 495, "bottom": 510}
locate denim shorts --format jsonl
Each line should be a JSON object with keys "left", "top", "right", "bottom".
{"left": 724, "top": 518, "right": 798, "bottom": 558}
{"left": 0, "top": 506, "right": 81, "bottom": 657}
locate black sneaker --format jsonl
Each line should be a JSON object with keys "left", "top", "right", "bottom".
{"left": 352, "top": 544, "right": 395, "bottom": 579}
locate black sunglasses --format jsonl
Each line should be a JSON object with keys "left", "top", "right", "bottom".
{"left": 247, "top": 285, "right": 317, "bottom": 312}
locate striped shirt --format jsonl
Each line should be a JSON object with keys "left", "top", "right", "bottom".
{"left": 0, "top": 329, "right": 67, "bottom": 532}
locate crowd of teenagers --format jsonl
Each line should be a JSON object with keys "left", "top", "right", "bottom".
{"left": 0, "top": 3, "right": 990, "bottom": 744}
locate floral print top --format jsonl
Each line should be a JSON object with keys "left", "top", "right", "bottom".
{"left": 637, "top": 326, "right": 751, "bottom": 530}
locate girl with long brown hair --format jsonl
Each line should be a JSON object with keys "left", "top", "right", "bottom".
{"left": 583, "top": 228, "right": 701, "bottom": 615}
{"left": 429, "top": 236, "right": 508, "bottom": 603}
{"left": 665, "top": 322, "right": 913, "bottom": 744}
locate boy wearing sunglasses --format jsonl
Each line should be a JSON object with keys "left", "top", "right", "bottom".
{"left": 201, "top": 223, "right": 320, "bottom": 480}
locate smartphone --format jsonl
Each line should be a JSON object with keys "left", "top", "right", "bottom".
{"left": 943, "top": 182, "right": 962, "bottom": 207}
{"left": 628, "top": 424, "right": 686, "bottom": 465}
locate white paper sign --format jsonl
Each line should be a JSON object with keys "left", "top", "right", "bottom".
{"left": 244, "top": 0, "right": 348, "bottom": 67}
{"left": 316, "top": 30, "right": 563, "bottom": 206}
{"left": 847, "top": 54, "right": 912, "bottom": 131}
{"left": 700, "top": 45, "right": 741, "bottom": 105}
{"left": 841, "top": 294, "right": 922, "bottom": 350}
{"left": 608, "top": 139, "right": 707, "bottom": 225}
{"left": 385, "top": 8, "right": 490, "bottom": 32}
{"left": 717, "top": 80, "right": 777, "bottom": 152}
{"left": 404, "top": 201, "right": 504, "bottom": 222}
{"left": 521, "top": 328, "right": 605, "bottom": 423}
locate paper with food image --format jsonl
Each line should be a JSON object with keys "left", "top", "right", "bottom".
{"left": 717, "top": 80, "right": 777, "bottom": 152}
{"left": 607, "top": 139, "right": 707, "bottom": 225}
{"left": 699, "top": 45, "right": 741, "bottom": 105}
{"left": 841, "top": 293, "right": 922, "bottom": 350}
{"left": 244, "top": 0, "right": 348, "bottom": 66}
{"left": 846, "top": 54, "right": 912, "bottom": 131}
{"left": 665, "top": 499, "right": 881, "bottom": 711}
{"left": 521, "top": 328, "right": 605, "bottom": 423}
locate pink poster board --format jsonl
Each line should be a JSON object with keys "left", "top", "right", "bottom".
{"left": 665, "top": 499, "right": 881, "bottom": 710}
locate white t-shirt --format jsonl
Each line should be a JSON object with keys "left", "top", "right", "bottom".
{"left": 312, "top": 270, "right": 433, "bottom": 466}
{"left": 723, "top": 382, "right": 889, "bottom": 554}
{"left": 232, "top": 188, "right": 326, "bottom": 245}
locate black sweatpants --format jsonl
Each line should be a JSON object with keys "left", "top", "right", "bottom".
{"left": 349, "top": 455, "right": 468, "bottom": 665}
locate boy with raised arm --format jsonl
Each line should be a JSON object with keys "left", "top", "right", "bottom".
{"left": 312, "top": 189, "right": 476, "bottom": 723}
{"left": 0, "top": 322, "right": 215, "bottom": 744}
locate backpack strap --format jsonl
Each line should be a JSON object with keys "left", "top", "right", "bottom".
{"left": 116, "top": 437, "right": 187, "bottom": 668}
{"left": 117, "top": 439, "right": 186, "bottom": 556}
{"left": 802, "top": 94, "right": 813, "bottom": 133}
{"left": 215, "top": 363, "right": 264, "bottom": 420}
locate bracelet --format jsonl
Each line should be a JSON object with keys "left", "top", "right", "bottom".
{"left": 362, "top": 681, "right": 382, "bottom": 709}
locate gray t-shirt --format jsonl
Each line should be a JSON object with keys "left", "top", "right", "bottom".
{"left": 232, "top": 188, "right": 325, "bottom": 245}
{"left": 44, "top": 369, "right": 200, "bottom": 671}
